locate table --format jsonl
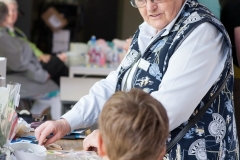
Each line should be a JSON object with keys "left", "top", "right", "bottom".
{"left": 60, "top": 66, "right": 116, "bottom": 130}
{"left": 69, "top": 66, "right": 115, "bottom": 78}
{"left": 54, "top": 138, "right": 83, "bottom": 151}
{"left": 60, "top": 77, "right": 102, "bottom": 103}
{"left": 25, "top": 131, "right": 84, "bottom": 151}
{"left": 60, "top": 66, "right": 116, "bottom": 115}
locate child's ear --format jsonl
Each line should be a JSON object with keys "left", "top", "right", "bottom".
{"left": 97, "top": 132, "right": 107, "bottom": 157}
{"left": 158, "top": 145, "right": 167, "bottom": 160}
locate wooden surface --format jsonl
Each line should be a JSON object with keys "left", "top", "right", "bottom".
{"left": 54, "top": 138, "right": 83, "bottom": 151}
{"left": 25, "top": 131, "right": 84, "bottom": 151}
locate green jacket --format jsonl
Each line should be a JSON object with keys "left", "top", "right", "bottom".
{"left": 7, "top": 27, "right": 44, "bottom": 58}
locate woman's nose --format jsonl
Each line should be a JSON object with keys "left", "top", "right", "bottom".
{"left": 146, "top": 0, "right": 158, "bottom": 11}
{"left": 8, "top": 11, "right": 13, "bottom": 16}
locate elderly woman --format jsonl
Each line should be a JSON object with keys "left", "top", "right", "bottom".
{"left": 0, "top": 2, "right": 61, "bottom": 120}
{"left": 0, "top": 0, "right": 69, "bottom": 86}
{"left": 36, "top": 0, "right": 238, "bottom": 159}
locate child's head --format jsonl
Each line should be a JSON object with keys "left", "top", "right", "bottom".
{"left": 98, "top": 89, "right": 169, "bottom": 160}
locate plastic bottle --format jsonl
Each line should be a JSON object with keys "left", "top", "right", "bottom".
{"left": 88, "top": 35, "right": 96, "bottom": 47}
{"left": 88, "top": 35, "right": 97, "bottom": 64}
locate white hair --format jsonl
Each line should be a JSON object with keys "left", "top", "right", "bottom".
{"left": 0, "top": 0, "right": 18, "bottom": 6}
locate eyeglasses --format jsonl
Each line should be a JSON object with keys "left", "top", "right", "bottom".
{"left": 130, "top": 0, "right": 164, "bottom": 8}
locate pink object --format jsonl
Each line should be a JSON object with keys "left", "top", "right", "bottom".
{"left": 99, "top": 54, "right": 106, "bottom": 66}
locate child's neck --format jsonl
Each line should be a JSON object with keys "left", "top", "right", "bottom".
{"left": 102, "top": 156, "right": 110, "bottom": 160}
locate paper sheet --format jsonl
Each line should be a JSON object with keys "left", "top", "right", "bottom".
{"left": 52, "top": 30, "right": 70, "bottom": 53}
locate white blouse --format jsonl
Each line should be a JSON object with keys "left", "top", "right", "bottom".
{"left": 62, "top": 17, "right": 227, "bottom": 132}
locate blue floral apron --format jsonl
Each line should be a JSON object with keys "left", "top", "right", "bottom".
{"left": 116, "top": 0, "right": 239, "bottom": 159}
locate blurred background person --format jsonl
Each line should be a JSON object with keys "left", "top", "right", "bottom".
{"left": 0, "top": 0, "right": 69, "bottom": 86}
{"left": 0, "top": 1, "right": 61, "bottom": 120}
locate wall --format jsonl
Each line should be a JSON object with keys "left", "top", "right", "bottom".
{"left": 117, "top": 0, "right": 143, "bottom": 39}
{"left": 15, "top": 0, "right": 32, "bottom": 38}
{"left": 82, "top": 0, "right": 118, "bottom": 42}
{"left": 17, "top": 0, "right": 142, "bottom": 42}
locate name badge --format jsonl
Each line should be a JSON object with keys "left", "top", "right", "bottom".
{"left": 138, "top": 58, "right": 150, "bottom": 71}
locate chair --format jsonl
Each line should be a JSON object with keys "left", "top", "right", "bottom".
{"left": 0, "top": 57, "right": 6, "bottom": 87}
{"left": 18, "top": 99, "right": 34, "bottom": 112}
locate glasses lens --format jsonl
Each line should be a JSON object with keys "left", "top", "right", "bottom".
{"left": 131, "top": 0, "right": 163, "bottom": 8}
{"left": 130, "top": 0, "right": 137, "bottom": 7}
{"left": 134, "top": 0, "right": 146, "bottom": 8}
{"left": 154, "top": 0, "right": 163, "bottom": 3}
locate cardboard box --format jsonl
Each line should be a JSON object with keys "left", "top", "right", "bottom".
{"left": 41, "top": 7, "right": 68, "bottom": 32}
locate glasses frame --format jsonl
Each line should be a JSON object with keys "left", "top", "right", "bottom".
{"left": 130, "top": 0, "right": 164, "bottom": 8}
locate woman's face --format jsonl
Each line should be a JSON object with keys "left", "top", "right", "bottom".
{"left": 5, "top": 2, "right": 18, "bottom": 27}
{"left": 138, "top": 0, "right": 185, "bottom": 31}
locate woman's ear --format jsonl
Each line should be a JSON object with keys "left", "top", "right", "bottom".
{"left": 97, "top": 132, "right": 107, "bottom": 157}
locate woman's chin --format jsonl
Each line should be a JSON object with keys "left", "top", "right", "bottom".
{"left": 6, "top": 21, "right": 16, "bottom": 27}
{"left": 150, "top": 23, "right": 166, "bottom": 31}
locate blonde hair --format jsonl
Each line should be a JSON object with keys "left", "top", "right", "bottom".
{"left": 99, "top": 89, "right": 169, "bottom": 160}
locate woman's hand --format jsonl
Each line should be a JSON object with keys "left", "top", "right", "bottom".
{"left": 83, "top": 130, "right": 99, "bottom": 151}
{"left": 35, "top": 119, "right": 71, "bottom": 146}
{"left": 57, "top": 53, "right": 68, "bottom": 62}
{"left": 39, "top": 54, "right": 51, "bottom": 63}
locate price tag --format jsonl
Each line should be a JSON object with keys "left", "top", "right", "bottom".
{"left": 138, "top": 58, "right": 150, "bottom": 71}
